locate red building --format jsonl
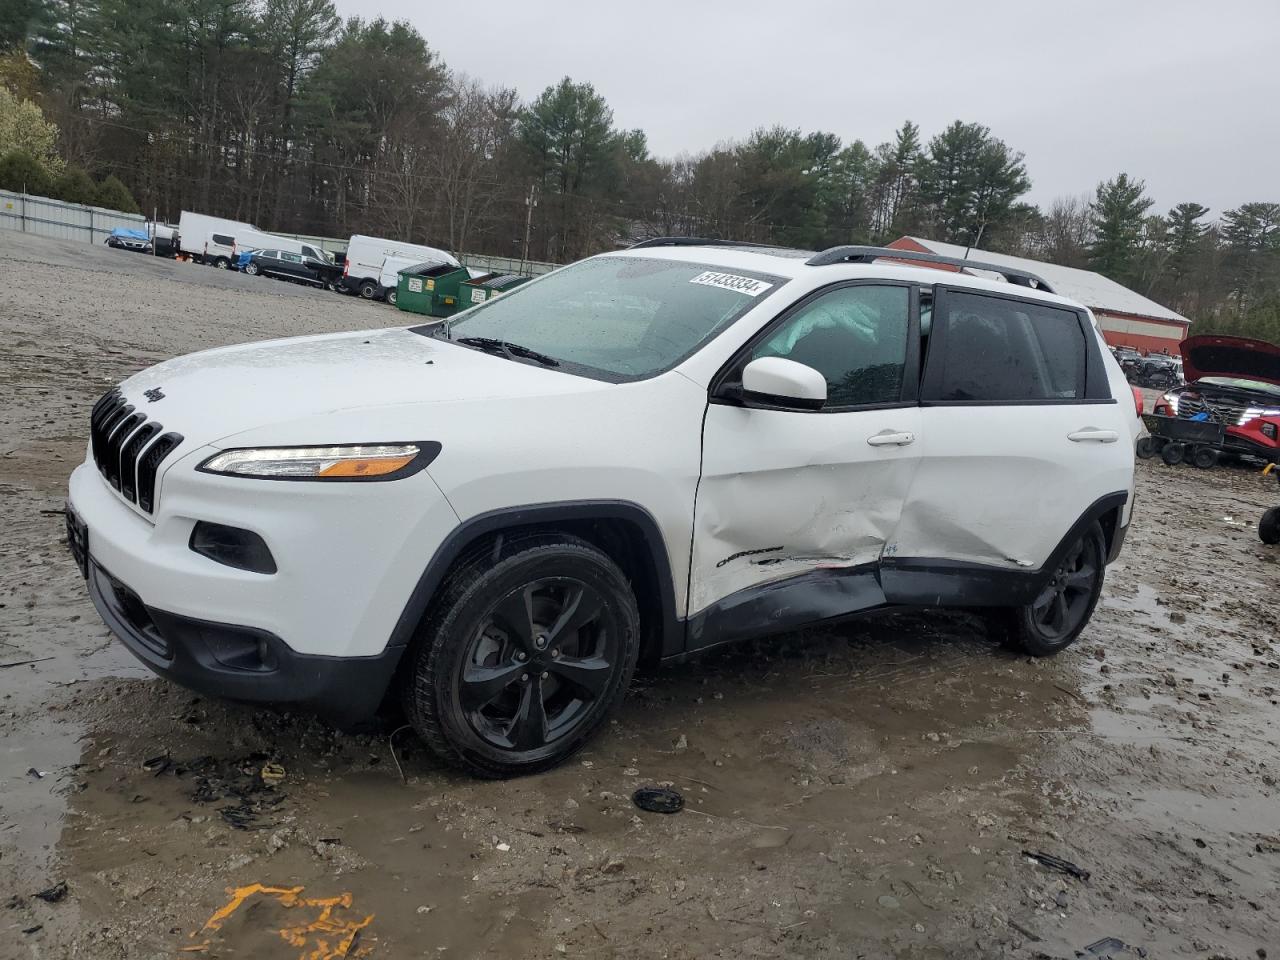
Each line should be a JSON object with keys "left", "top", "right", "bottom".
{"left": 888, "top": 237, "right": 1190, "bottom": 355}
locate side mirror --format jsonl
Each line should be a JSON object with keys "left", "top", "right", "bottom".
{"left": 740, "top": 357, "right": 827, "bottom": 410}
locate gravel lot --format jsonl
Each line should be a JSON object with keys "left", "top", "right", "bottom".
{"left": 2, "top": 231, "right": 1279, "bottom": 959}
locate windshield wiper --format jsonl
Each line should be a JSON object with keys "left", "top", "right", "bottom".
{"left": 455, "top": 336, "right": 560, "bottom": 367}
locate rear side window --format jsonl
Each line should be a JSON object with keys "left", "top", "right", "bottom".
{"left": 212, "top": 234, "right": 234, "bottom": 246}
{"left": 925, "top": 291, "right": 1086, "bottom": 402}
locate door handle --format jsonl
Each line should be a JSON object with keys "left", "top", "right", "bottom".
{"left": 867, "top": 430, "right": 915, "bottom": 447}
{"left": 1067, "top": 428, "right": 1119, "bottom": 443}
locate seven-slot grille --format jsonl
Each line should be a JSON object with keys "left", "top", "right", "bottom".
{"left": 89, "top": 388, "right": 183, "bottom": 513}
{"left": 1176, "top": 392, "right": 1250, "bottom": 426}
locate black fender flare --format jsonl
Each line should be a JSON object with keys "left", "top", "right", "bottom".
{"left": 386, "top": 500, "right": 685, "bottom": 656}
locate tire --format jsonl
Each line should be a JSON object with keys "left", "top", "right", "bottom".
{"left": 999, "top": 522, "right": 1107, "bottom": 657}
{"left": 1135, "top": 436, "right": 1161, "bottom": 459}
{"left": 358, "top": 279, "right": 379, "bottom": 299}
{"left": 386, "top": 288, "right": 397, "bottom": 307}
{"left": 1191, "top": 446, "right": 1218, "bottom": 469}
{"left": 244, "top": 261, "right": 260, "bottom": 276}
{"left": 213, "top": 257, "right": 230, "bottom": 270}
{"left": 1261, "top": 507, "right": 1280, "bottom": 546}
{"left": 1161, "top": 443, "right": 1185, "bottom": 466}
{"left": 401, "top": 534, "right": 640, "bottom": 778}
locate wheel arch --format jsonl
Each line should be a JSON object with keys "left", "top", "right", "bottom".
{"left": 387, "top": 500, "right": 685, "bottom": 665}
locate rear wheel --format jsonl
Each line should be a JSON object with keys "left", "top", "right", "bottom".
{"left": 401, "top": 535, "right": 640, "bottom": 778}
{"left": 999, "top": 522, "right": 1106, "bottom": 657}
{"left": 1161, "top": 442, "right": 1185, "bottom": 466}
{"left": 213, "top": 256, "right": 230, "bottom": 270}
{"left": 358, "top": 279, "right": 379, "bottom": 299}
{"left": 1135, "top": 436, "right": 1161, "bottom": 459}
{"left": 1261, "top": 507, "right": 1280, "bottom": 545}
{"left": 386, "top": 288, "right": 398, "bottom": 306}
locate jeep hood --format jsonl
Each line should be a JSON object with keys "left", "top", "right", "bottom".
{"left": 1180, "top": 334, "right": 1280, "bottom": 387}
{"left": 117, "top": 325, "right": 595, "bottom": 446}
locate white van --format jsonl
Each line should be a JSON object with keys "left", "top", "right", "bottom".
{"left": 377, "top": 256, "right": 425, "bottom": 306}
{"left": 177, "top": 212, "right": 330, "bottom": 268}
{"left": 342, "top": 235, "right": 459, "bottom": 299}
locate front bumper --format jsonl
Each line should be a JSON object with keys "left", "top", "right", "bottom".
{"left": 82, "top": 552, "right": 401, "bottom": 725}
{"left": 66, "top": 445, "right": 462, "bottom": 718}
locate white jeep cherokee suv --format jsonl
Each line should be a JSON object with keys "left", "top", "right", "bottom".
{"left": 66, "top": 241, "right": 1139, "bottom": 777}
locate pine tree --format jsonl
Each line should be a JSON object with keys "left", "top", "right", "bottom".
{"left": 917, "top": 121, "right": 1029, "bottom": 247}
{"left": 1088, "top": 173, "right": 1153, "bottom": 285}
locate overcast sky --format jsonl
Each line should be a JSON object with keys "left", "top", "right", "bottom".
{"left": 331, "top": 0, "right": 1279, "bottom": 219}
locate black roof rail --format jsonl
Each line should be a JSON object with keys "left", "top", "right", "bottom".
{"left": 627, "top": 236, "right": 773, "bottom": 251}
{"left": 805, "top": 245, "right": 1054, "bottom": 293}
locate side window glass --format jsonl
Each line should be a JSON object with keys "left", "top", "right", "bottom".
{"left": 928, "top": 291, "right": 1086, "bottom": 402}
{"left": 212, "top": 234, "right": 234, "bottom": 246}
{"left": 751, "top": 285, "right": 909, "bottom": 407}
{"left": 282, "top": 252, "right": 302, "bottom": 263}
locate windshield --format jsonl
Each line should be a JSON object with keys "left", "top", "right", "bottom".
{"left": 1200, "top": 376, "right": 1280, "bottom": 398}
{"left": 443, "top": 256, "right": 786, "bottom": 381}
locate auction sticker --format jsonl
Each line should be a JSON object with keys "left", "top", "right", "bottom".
{"left": 689, "top": 271, "right": 773, "bottom": 297}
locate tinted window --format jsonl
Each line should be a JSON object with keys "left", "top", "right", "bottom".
{"left": 751, "top": 285, "right": 909, "bottom": 407}
{"left": 927, "top": 292, "right": 1085, "bottom": 402}
{"left": 212, "top": 234, "right": 234, "bottom": 246}
{"left": 281, "top": 252, "right": 302, "bottom": 263}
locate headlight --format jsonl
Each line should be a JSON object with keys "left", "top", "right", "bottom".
{"left": 1239, "top": 407, "right": 1280, "bottom": 426}
{"left": 198, "top": 443, "right": 439, "bottom": 481}
{"left": 1161, "top": 393, "right": 1180, "bottom": 415}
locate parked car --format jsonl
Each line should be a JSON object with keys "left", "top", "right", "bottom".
{"left": 243, "top": 248, "right": 343, "bottom": 289}
{"left": 105, "top": 227, "right": 151, "bottom": 253}
{"left": 1112, "top": 346, "right": 1142, "bottom": 375}
{"left": 66, "top": 241, "right": 1139, "bottom": 778}
{"left": 377, "top": 255, "right": 422, "bottom": 306}
{"left": 177, "top": 211, "right": 331, "bottom": 268}
{"left": 1129, "top": 353, "right": 1182, "bottom": 388}
{"left": 1151, "top": 334, "right": 1280, "bottom": 464}
{"left": 341, "top": 234, "right": 460, "bottom": 299}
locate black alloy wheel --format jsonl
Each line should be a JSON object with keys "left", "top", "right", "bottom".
{"left": 1030, "top": 539, "right": 1098, "bottom": 641}
{"left": 402, "top": 535, "right": 640, "bottom": 778}
{"left": 1002, "top": 522, "right": 1107, "bottom": 656}
{"left": 460, "top": 578, "right": 617, "bottom": 752}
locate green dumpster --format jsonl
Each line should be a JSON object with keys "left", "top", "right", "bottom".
{"left": 395, "top": 261, "right": 474, "bottom": 317}
{"left": 459, "top": 273, "right": 534, "bottom": 307}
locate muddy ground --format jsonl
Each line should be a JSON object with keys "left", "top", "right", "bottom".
{"left": 2, "top": 231, "right": 1278, "bottom": 960}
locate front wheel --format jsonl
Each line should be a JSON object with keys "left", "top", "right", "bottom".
{"left": 386, "top": 288, "right": 398, "bottom": 306}
{"left": 244, "top": 261, "right": 260, "bottom": 276}
{"left": 401, "top": 535, "right": 640, "bottom": 778}
{"left": 999, "top": 522, "right": 1107, "bottom": 657}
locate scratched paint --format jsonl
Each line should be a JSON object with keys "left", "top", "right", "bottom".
{"left": 691, "top": 402, "right": 923, "bottom": 613}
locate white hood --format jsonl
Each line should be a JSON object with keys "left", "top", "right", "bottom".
{"left": 117, "top": 326, "right": 594, "bottom": 449}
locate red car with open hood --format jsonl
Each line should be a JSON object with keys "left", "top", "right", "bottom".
{"left": 1152, "top": 335, "right": 1280, "bottom": 463}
